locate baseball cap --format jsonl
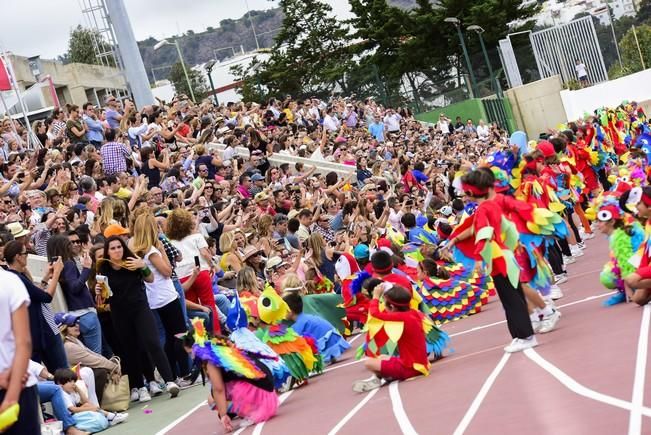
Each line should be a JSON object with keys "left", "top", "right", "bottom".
{"left": 353, "top": 244, "right": 370, "bottom": 259}
{"left": 251, "top": 173, "right": 265, "bottom": 181}
{"left": 54, "top": 312, "right": 79, "bottom": 332}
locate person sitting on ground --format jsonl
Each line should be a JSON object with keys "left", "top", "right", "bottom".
{"left": 54, "top": 368, "right": 128, "bottom": 432}
{"left": 282, "top": 292, "right": 350, "bottom": 364}
{"left": 352, "top": 279, "right": 429, "bottom": 393}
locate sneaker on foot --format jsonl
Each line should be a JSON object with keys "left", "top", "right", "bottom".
{"left": 582, "top": 232, "right": 595, "bottom": 240}
{"left": 550, "top": 284, "right": 564, "bottom": 300}
{"left": 554, "top": 274, "right": 568, "bottom": 285}
{"left": 149, "top": 381, "right": 163, "bottom": 396}
{"left": 539, "top": 310, "right": 561, "bottom": 333}
{"left": 138, "top": 387, "right": 151, "bottom": 403}
{"left": 352, "top": 377, "right": 383, "bottom": 393}
{"left": 504, "top": 336, "right": 538, "bottom": 353}
{"left": 176, "top": 378, "right": 195, "bottom": 389}
{"left": 130, "top": 388, "right": 139, "bottom": 402}
{"left": 166, "top": 381, "right": 180, "bottom": 398}
{"left": 603, "top": 292, "right": 627, "bottom": 307}
{"left": 108, "top": 412, "right": 128, "bottom": 426}
{"left": 532, "top": 319, "right": 542, "bottom": 333}
{"left": 563, "top": 256, "right": 576, "bottom": 265}
{"left": 571, "top": 247, "right": 584, "bottom": 257}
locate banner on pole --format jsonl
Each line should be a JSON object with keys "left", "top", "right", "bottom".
{"left": 0, "top": 58, "right": 11, "bottom": 91}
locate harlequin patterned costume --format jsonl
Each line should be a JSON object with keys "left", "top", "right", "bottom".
{"left": 188, "top": 318, "right": 279, "bottom": 423}
{"left": 254, "top": 285, "right": 323, "bottom": 381}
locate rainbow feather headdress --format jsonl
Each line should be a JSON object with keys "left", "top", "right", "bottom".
{"left": 189, "top": 317, "right": 266, "bottom": 380}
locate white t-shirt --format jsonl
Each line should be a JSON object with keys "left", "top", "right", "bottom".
{"left": 389, "top": 209, "right": 404, "bottom": 232}
{"left": 143, "top": 246, "right": 179, "bottom": 309}
{"left": 576, "top": 63, "right": 587, "bottom": 78}
{"left": 171, "top": 233, "right": 209, "bottom": 279}
{"left": 476, "top": 124, "right": 490, "bottom": 140}
{"left": 323, "top": 114, "right": 340, "bottom": 132}
{"left": 0, "top": 270, "right": 35, "bottom": 385}
{"left": 62, "top": 390, "right": 81, "bottom": 409}
{"left": 384, "top": 113, "right": 402, "bottom": 132}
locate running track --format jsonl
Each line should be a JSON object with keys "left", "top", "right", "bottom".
{"left": 161, "top": 235, "right": 651, "bottom": 435}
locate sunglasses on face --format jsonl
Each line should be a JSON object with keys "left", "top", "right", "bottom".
{"left": 70, "top": 240, "right": 82, "bottom": 245}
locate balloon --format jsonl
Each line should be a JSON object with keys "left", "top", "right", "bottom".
{"left": 509, "top": 131, "right": 528, "bottom": 156}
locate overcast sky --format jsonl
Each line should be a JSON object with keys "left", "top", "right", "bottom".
{"left": 1, "top": 0, "right": 353, "bottom": 59}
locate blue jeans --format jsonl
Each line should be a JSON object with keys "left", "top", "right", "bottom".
{"left": 187, "top": 309, "right": 213, "bottom": 333}
{"left": 38, "top": 382, "right": 76, "bottom": 430}
{"left": 173, "top": 278, "right": 189, "bottom": 326}
{"left": 78, "top": 312, "right": 102, "bottom": 354}
{"left": 214, "top": 294, "right": 230, "bottom": 323}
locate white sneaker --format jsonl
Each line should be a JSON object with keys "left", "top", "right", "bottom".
{"left": 138, "top": 387, "right": 151, "bottom": 402}
{"left": 577, "top": 241, "right": 585, "bottom": 249}
{"left": 563, "top": 255, "right": 576, "bottom": 265}
{"left": 550, "top": 284, "right": 564, "bottom": 300}
{"left": 539, "top": 310, "right": 562, "bottom": 333}
{"left": 582, "top": 232, "right": 595, "bottom": 240}
{"left": 554, "top": 274, "right": 568, "bottom": 285}
{"left": 166, "top": 381, "right": 180, "bottom": 398}
{"left": 532, "top": 319, "right": 542, "bottom": 333}
{"left": 108, "top": 412, "right": 129, "bottom": 426}
{"left": 130, "top": 388, "right": 139, "bottom": 402}
{"left": 571, "top": 247, "right": 584, "bottom": 257}
{"left": 504, "top": 336, "right": 538, "bottom": 353}
{"left": 149, "top": 381, "right": 163, "bottom": 396}
{"left": 352, "top": 376, "right": 383, "bottom": 393}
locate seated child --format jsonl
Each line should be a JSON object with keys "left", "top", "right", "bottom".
{"left": 54, "top": 368, "right": 128, "bottom": 433}
{"left": 282, "top": 292, "right": 351, "bottom": 364}
{"left": 353, "top": 279, "right": 429, "bottom": 392}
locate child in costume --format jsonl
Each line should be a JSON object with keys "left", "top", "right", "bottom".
{"left": 448, "top": 168, "right": 536, "bottom": 353}
{"left": 416, "top": 258, "right": 486, "bottom": 324}
{"left": 594, "top": 189, "right": 645, "bottom": 305}
{"left": 282, "top": 292, "right": 350, "bottom": 364}
{"left": 226, "top": 294, "right": 291, "bottom": 390}
{"left": 181, "top": 318, "right": 279, "bottom": 432}
{"left": 352, "top": 280, "right": 429, "bottom": 393}
{"left": 335, "top": 253, "right": 371, "bottom": 326}
{"left": 254, "top": 285, "right": 323, "bottom": 383}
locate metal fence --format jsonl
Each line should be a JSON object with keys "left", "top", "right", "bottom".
{"left": 530, "top": 16, "right": 608, "bottom": 85}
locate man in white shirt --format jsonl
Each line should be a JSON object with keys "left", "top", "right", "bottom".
{"left": 575, "top": 60, "right": 588, "bottom": 87}
{"left": 383, "top": 109, "right": 402, "bottom": 133}
{"left": 323, "top": 107, "right": 340, "bottom": 132}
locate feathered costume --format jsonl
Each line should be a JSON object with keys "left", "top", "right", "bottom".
{"left": 255, "top": 285, "right": 323, "bottom": 381}
{"left": 335, "top": 253, "right": 371, "bottom": 325}
{"left": 227, "top": 294, "right": 290, "bottom": 390}
{"left": 188, "top": 318, "right": 279, "bottom": 423}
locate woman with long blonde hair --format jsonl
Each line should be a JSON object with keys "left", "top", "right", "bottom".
{"left": 236, "top": 265, "right": 262, "bottom": 297}
{"left": 129, "top": 212, "right": 190, "bottom": 382}
{"left": 219, "top": 231, "right": 243, "bottom": 273}
{"left": 94, "top": 197, "right": 118, "bottom": 236}
{"left": 257, "top": 215, "right": 274, "bottom": 257}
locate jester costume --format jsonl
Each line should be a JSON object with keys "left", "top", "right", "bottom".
{"left": 255, "top": 285, "right": 323, "bottom": 381}
{"left": 188, "top": 318, "right": 279, "bottom": 423}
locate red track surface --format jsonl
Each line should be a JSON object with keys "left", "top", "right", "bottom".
{"left": 165, "top": 235, "right": 651, "bottom": 435}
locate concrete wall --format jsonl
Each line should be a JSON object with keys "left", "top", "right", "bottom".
{"left": 505, "top": 75, "right": 566, "bottom": 139}
{"left": 415, "top": 99, "right": 488, "bottom": 125}
{"left": 560, "top": 68, "right": 651, "bottom": 121}
{"left": 8, "top": 54, "right": 127, "bottom": 106}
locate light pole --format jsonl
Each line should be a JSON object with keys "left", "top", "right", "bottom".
{"left": 444, "top": 17, "right": 478, "bottom": 98}
{"left": 244, "top": 0, "right": 261, "bottom": 51}
{"left": 154, "top": 39, "right": 196, "bottom": 102}
{"left": 467, "top": 25, "right": 500, "bottom": 97}
{"left": 205, "top": 60, "right": 219, "bottom": 106}
{"left": 593, "top": 5, "right": 623, "bottom": 69}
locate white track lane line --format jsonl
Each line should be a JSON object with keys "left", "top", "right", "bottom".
{"left": 389, "top": 381, "right": 419, "bottom": 435}
{"left": 347, "top": 334, "right": 362, "bottom": 345}
{"left": 524, "top": 348, "right": 651, "bottom": 417}
{"left": 629, "top": 304, "right": 651, "bottom": 435}
{"left": 327, "top": 388, "right": 380, "bottom": 435}
{"left": 323, "top": 357, "right": 367, "bottom": 373}
{"left": 448, "top": 291, "right": 616, "bottom": 338}
{"left": 155, "top": 400, "right": 207, "bottom": 435}
{"left": 452, "top": 353, "right": 511, "bottom": 435}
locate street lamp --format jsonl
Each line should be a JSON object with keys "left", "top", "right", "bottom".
{"left": 592, "top": 5, "right": 623, "bottom": 69}
{"left": 154, "top": 39, "right": 196, "bottom": 102}
{"left": 205, "top": 60, "right": 219, "bottom": 106}
{"left": 445, "top": 17, "right": 478, "bottom": 98}
{"left": 467, "top": 25, "right": 500, "bottom": 97}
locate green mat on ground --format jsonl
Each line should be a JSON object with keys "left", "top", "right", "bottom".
{"left": 302, "top": 293, "right": 346, "bottom": 334}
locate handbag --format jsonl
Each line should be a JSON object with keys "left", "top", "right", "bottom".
{"left": 101, "top": 357, "right": 130, "bottom": 412}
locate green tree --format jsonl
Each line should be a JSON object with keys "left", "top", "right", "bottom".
{"left": 64, "top": 25, "right": 114, "bottom": 66}
{"left": 169, "top": 61, "right": 207, "bottom": 100}
{"left": 614, "top": 24, "right": 651, "bottom": 74}
{"left": 233, "top": 0, "right": 352, "bottom": 99}
{"left": 637, "top": 0, "right": 651, "bottom": 25}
